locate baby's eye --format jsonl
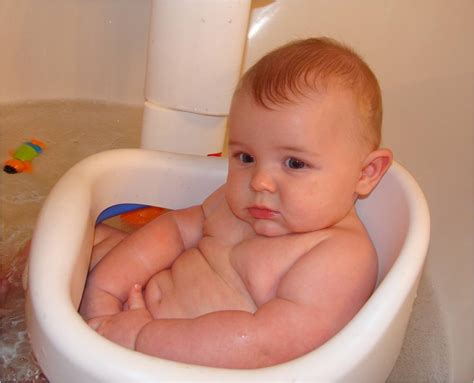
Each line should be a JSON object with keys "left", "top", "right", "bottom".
{"left": 285, "top": 157, "right": 307, "bottom": 169}
{"left": 238, "top": 152, "right": 254, "bottom": 164}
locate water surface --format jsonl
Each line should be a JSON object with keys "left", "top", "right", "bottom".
{"left": 0, "top": 100, "right": 142, "bottom": 381}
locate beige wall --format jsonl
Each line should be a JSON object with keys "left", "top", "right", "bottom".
{"left": 0, "top": 0, "right": 150, "bottom": 104}
{"left": 1, "top": 0, "right": 472, "bottom": 381}
{"left": 246, "top": 3, "right": 474, "bottom": 381}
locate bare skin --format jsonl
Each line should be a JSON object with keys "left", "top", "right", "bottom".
{"left": 80, "top": 88, "right": 392, "bottom": 368}
{"left": 0, "top": 278, "right": 9, "bottom": 306}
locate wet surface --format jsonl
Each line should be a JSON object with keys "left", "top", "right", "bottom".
{"left": 0, "top": 100, "right": 142, "bottom": 382}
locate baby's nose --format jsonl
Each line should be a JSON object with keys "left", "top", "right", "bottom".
{"left": 250, "top": 167, "right": 276, "bottom": 193}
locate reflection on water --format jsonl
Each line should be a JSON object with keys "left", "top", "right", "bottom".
{"left": 0, "top": 100, "right": 142, "bottom": 381}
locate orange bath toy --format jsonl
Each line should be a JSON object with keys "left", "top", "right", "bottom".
{"left": 120, "top": 206, "right": 167, "bottom": 226}
{"left": 3, "top": 139, "right": 46, "bottom": 174}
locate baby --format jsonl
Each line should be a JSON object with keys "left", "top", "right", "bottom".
{"left": 79, "top": 37, "right": 393, "bottom": 368}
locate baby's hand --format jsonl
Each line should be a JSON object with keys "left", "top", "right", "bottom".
{"left": 88, "top": 284, "right": 152, "bottom": 350}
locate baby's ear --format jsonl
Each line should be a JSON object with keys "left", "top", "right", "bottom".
{"left": 356, "top": 148, "right": 393, "bottom": 197}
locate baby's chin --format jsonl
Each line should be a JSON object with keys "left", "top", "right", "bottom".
{"left": 251, "top": 219, "right": 292, "bottom": 237}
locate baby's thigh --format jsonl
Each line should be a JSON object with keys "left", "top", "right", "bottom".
{"left": 90, "top": 224, "right": 128, "bottom": 270}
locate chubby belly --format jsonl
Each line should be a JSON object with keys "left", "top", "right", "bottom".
{"left": 144, "top": 247, "right": 257, "bottom": 319}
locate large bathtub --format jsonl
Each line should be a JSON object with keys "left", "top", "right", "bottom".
{"left": 1, "top": 0, "right": 472, "bottom": 381}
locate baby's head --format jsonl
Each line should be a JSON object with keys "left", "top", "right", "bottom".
{"left": 226, "top": 38, "right": 392, "bottom": 236}
{"left": 238, "top": 37, "right": 383, "bottom": 152}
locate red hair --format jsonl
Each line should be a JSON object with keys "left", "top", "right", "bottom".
{"left": 238, "top": 38, "right": 383, "bottom": 149}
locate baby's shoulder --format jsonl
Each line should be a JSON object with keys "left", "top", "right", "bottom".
{"left": 321, "top": 220, "right": 375, "bottom": 257}
{"left": 311, "top": 218, "right": 377, "bottom": 272}
{"left": 274, "top": 222, "right": 378, "bottom": 341}
{"left": 284, "top": 221, "right": 378, "bottom": 292}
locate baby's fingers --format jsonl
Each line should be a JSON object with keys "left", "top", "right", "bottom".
{"left": 127, "top": 284, "right": 146, "bottom": 310}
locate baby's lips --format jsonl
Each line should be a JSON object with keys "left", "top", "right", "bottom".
{"left": 248, "top": 207, "right": 278, "bottom": 219}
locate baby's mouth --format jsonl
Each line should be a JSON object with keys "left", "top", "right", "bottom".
{"left": 248, "top": 206, "right": 278, "bottom": 219}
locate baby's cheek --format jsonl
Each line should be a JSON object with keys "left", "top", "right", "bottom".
{"left": 225, "top": 190, "right": 245, "bottom": 218}
{"left": 285, "top": 203, "right": 323, "bottom": 233}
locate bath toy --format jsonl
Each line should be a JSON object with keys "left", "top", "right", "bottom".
{"left": 120, "top": 206, "right": 167, "bottom": 226}
{"left": 95, "top": 203, "right": 167, "bottom": 226}
{"left": 3, "top": 139, "right": 46, "bottom": 174}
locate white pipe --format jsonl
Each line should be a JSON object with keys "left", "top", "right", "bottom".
{"left": 141, "top": 0, "right": 251, "bottom": 154}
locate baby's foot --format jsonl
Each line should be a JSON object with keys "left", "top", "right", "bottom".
{"left": 0, "top": 278, "right": 10, "bottom": 306}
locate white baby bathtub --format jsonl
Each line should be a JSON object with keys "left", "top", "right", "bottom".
{"left": 26, "top": 149, "right": 430, "bottom": 383}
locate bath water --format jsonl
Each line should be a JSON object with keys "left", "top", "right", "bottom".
{"left": 0, "top": 100, "right": 142, "bottom": 381}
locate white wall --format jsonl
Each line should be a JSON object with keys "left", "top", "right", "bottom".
{"left": 0, "top": 0, "right": 150, "bottom": 104}
{"left": 1, "top": 0, "right": 472, "bottom": 381}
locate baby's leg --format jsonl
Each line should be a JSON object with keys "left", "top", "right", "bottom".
{"left": 0, "top": 278, "right": 9, "bottom": 306}
{"left": 90, "top": 224, "right": 128, "bottom": 270}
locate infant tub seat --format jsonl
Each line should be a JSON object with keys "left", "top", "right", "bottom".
{"left": 26, "top": 149, "right": 430, "bottom": 382}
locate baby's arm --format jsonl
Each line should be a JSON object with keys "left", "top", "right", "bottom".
{"left": 132, "top": 234, "right": 377, "bottom": 368}
{"left": 88, "top": 284, "right": 153, "bottom": 350}
{"left": 80, "top": 205, "right": 205, "bottom": 320}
